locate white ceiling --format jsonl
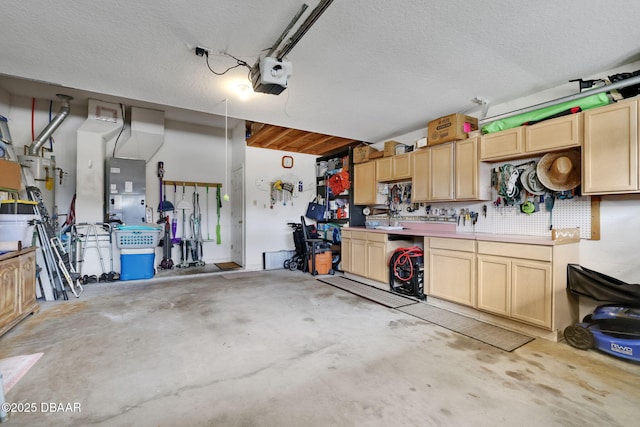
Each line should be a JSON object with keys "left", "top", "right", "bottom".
{"left": 2, "top": 0, "right": 640, "bottom": 142}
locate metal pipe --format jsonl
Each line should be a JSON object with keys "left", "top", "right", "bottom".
{"left": 28, "top": 94, "right": 73, "bottom": 155}
{"left": 266, "top": 3, "right": 309, "bottom": 58}
{"left": 480, "top": 74, "right": 640, "bottom": 124}
{"left": 277, "top": 0, "right": 334, "bottom": 60}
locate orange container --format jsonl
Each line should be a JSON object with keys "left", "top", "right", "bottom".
{"left": 309, "top": 251, "right": 332, "bottom": 274}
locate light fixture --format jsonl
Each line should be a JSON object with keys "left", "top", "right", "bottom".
{"left": 237, "top": 83, "right": 251, "bottom": 101}
{"left": 223, "top": 98, "right": 230, "bottom": 201}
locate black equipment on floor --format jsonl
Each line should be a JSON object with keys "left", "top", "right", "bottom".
{"left": 300, "top": 216, "right": 333, "bottom": 275}
{"left": 389, "top": 246, "right": 425, "bottom": 300}
{"left": 158, "top": 215, "right": 173, "bottom": 270}
{"left": 284, "top": 218, "right": 334, "bottom": 274}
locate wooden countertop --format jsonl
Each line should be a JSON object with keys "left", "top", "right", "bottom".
{"left": 342, "top": 223, "right": 575, "bottom": 246}
{"left": 0, "top": 246, "right": 36, "bottom": 262}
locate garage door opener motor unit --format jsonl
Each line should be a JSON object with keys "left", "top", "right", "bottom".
{"left": 389, "top": 246, "right": 425, "bottom": 300}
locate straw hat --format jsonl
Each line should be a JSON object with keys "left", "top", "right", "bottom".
{"left": 520, "top": 163, "right": 546, "bottom": 195}
{"left": 536, "top": 150, "right": 581, "bottom": 191}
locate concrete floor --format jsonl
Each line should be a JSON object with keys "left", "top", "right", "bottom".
{"left": 1, "top": 269, "right": 639, "bottom": 426}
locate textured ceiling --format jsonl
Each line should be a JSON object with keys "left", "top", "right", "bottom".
{"left": 2, "top": 0, "right": 640, "bottom": 143}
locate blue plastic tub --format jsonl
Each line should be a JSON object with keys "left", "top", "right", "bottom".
{"left": 120, "top": 248, "right": 155, "bottom": 281}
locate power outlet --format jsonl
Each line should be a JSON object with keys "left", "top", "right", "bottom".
{"left": 195, "top": 47, "right": 209, "bottom": 57}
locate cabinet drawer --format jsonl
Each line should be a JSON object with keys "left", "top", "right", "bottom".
{"left": 480, "top": 127, "right": 524, "bottom": 160}
{"left": 525, "top": 113, "right": 583, "bottom": 153}
{"left": 477, "top": 241, "right": 552, "bottom": 262}
{"left": 342, "top": 230, "right": 352, "bottom": 239}
{"left": 350, "top": 231, "right": 367, "bottom": 240}
{"left": 430, "top": 237, "right": 475, "bottom": 252}
{"left": 367, "top": 232, "right": 387, "bottom": 243}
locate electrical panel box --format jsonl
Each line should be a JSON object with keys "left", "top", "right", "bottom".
{"left": 105, "top": 158, "right": 146, "bottom": 225}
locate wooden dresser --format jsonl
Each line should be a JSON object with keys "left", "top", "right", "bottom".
{"left": 0, "top": 247, "right": 39, "bottom": 337}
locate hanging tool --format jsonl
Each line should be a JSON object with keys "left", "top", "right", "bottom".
{"left": 206, "top": 184, "right": 210, "bottom": 241}
{"left": 171, "top": 184, "right": 180, "bottom": 244}
{"left": 186, "top": 184, "right": 205, "bottom": 266}
{"left": 216, "top": 184, "right": 222, "bottom": 244}
{"left": 177, "top": 184, "right": 192, "bottom": 268}
{"left": 157, "top": 162, "right": 174, "bottom": 213}
{"left": 545, "top": 193, "right": 555, "bottom": 230}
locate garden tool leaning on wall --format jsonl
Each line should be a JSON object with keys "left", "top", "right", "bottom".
{"left": 189, "top": 184, "right": 205, "bottom": 266}
{"left": 177, "top": 184, "right": 192, "bottom": 268}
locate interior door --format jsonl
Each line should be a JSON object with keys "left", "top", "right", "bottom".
{"left": 231, "top": 165, "right": 244, "bottom": 266}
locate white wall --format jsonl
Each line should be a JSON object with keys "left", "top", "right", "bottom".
{"left": 0, "top": 88, "right": 9, "bottom": 115}
{"left": 244, "top": 146, "right": 317, "bottom": 270}
{"left": 146, "top": 119, "right": 232, "bottom": 265}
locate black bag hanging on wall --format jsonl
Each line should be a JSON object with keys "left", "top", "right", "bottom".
{"left": 305, "top": 198, "right": 326, "bottom": 220}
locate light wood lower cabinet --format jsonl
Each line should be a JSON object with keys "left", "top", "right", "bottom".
{"left": 476, "top": 241, "right": 573, "bottom": 331}
{"left": 477, "top": 254, "right": 552, "bottom": 328}
{"left": 0, "top": 247, "right": 39, "bottom": 338}
{"left": 340, "top": 231, "right": 352, "bottom": 272}
{"left": 342, "top": 230, "right": 412, "bottom": 289}
{"left": 428, "top": 238, "right": 475, "bottom": 307}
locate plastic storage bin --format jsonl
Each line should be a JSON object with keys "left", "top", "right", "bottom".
{"left": 120, "top": 248, "right": 155, "bottom": 281}
{"left": 114, "top": 225, "right": 162, "bottom": 249}
{"left": 0, "top": 200, "right": 37, "bottom": 214}
{"left": 308, "top": 251, "right": 332, "bottom": 275}
{"left": 0, "top": 213, "right": 38, "bottom": 245}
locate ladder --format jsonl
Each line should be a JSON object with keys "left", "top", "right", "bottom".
{"left": 1, "top": 137, "right": 57, "bottom": 300}
{"left": 27, "top": 185, "right": 83, "bottom": 299}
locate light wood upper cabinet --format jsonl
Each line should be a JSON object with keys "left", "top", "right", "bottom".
{"left": 430, "top": 143, "right": 454, "bottom": 201}
{"left": 455, "top": 136, "right": 490, "bottom": 200}
{"left": 354, "top": 161, "right": 377, "bottom": 205}
{"left": 480, "top": 127, "right": 524, "bottom": 161}
{"left": 375, "top": 157, "right": 392, "bottom": 182}
{"left": 583, "top": 98, "right": 639, "bottom": 194}
{"left": 525, "top": 113, "right": 583, "bottom": 154}
{"left": 376, "top": 153, "right": 412, "bottom": 182}
{"left": 481, "top": 113, "right": 584, "bottom": 161}
{"left": 412, "top": 148, "right": 431, "bottom": 202}
{"left": 392, "top": 153, "right": 412, "bottom": 180}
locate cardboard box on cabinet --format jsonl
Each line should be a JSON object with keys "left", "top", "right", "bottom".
{"left": 427, "top": 113, "right": 478, "bottom": 145}
{"left": 353, "top": 146, "right": 378, "bottom": 163}
{"left": 384, "top": 140, "right": 401, "bottom": 157}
